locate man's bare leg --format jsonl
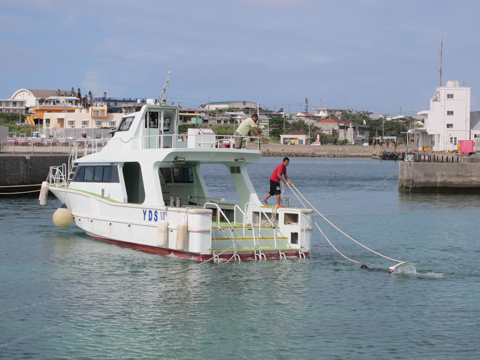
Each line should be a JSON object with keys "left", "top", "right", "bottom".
{"left": 262, "top": 194, "right": 271, "bottom": 204}
{"left": 276, "top": 194, "right": 284, "bottom": 208}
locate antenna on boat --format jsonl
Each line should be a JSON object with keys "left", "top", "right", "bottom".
{"left": 159, "top": 71, "right": 171, "bottom": 105}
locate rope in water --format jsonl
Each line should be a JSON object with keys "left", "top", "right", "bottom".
{"left": 0, "top": 189, "right": 41, "bottom": 195}
{"left": 284, "top": 182, "right": 359, "bottom": 262}
{"left": 0, "top": 184, "right": 42, "bottom": 188}
{"left": 287, "top": 182, "right": 403, "bottom": 264}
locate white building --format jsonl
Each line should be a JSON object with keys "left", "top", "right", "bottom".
{"left": 314, "top": 108, "right": 343, "bottom": 118}
{"left": 201, "top": 101, "right": 258, "bottom": 111}
{"left": 39, "top": 107, "right": 124, "bottom": 137}
{"left": 0, "top": 99, "right": 26, "bottom": 114}
{"left": 414, "top": 80, "right": 471, "bottom": 151}
{"left": 11, "top": 89, "right": 76, "bottom": 108}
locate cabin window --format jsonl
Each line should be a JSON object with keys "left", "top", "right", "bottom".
{"left": 146, "top": 112, "right": 159, "bottom": 128}
{"left": 447, "top": 111, "right": 454, "bottom": 116}
{"left": 173, "top": 167, "right": 194, "bottom": 183}
{"left": 446, "top": 124, "right": 453, "bottom": 128}
{"left": 94, "top": 167, "right": 104, "bottom": 182}
{"left": 118, "top": 116, "right": 134, "bottom": 131}
{"left": 159, "top": 168, "right": 173, "bottom": 183}
{"left": 164, "top": 117, "right": 171, "bottom": 131}
{"left": 73, "top": 165, "right": 119, "bottom": 183}
{"left": 159, "top": 167, "right": 193, "bottom": 183}
{"left": 447, "top": 94, "right": 454, "bottom": 99}
{"left": 84, "top": 166, "right": 95, "bottom": 182}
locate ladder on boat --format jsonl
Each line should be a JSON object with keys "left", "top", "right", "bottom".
{"left": 205, "top": 202, "right": 289, "bottom": 261}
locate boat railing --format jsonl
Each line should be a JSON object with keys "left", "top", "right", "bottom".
{"left": 107, "top": 133, "right": 261, "bottom": 151}
{"left": 244, "top": 202, "right": 278, "bottom": 251}
{"left": 204, "top": 202, "right": 239, "bottom": 259}
{"left": 48, "top": 163, "right": 68, "bottom": 185}
{"left": 233, "top": 204, "right": 263, "bottom": 259}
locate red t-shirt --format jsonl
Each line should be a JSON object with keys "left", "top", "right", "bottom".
{"left": 270, "top": 163, "right": 286, "bottom": 182}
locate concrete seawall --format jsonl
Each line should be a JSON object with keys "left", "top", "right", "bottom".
{"left": 0, "top": 154, "right": 69, "bottom": 191}
{"left": 261, "top": 144, "right": 380, "bottom": 157}
{"left": 399, "top": 161, "right": 480, "bottom": 193}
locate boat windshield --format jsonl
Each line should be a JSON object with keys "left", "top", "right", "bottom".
{"left": 118, "top": 116, "right": 134, "bottom": 131}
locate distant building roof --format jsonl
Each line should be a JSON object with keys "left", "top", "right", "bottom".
{"left": 316, "top": 117, "right": 361, "bottom": 126}
{"left": 27, "top": 89, "right": 76, "bottom": 98}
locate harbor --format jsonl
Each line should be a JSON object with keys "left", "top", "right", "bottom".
{"left": 2, "top": 157, "right": 480, "bottom": 359}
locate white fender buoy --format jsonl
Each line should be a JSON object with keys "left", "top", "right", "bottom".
{"left": 53, "top": 203, "right": 73, "bottom": 228}
{"left": 157, "top": 220, "right": 168, "bottom": 247}
{"left": 39, "top": 181, "right": 49, "bottom": 206}
{"left": 176, "top": 223, "right": 188, "bottom": 250}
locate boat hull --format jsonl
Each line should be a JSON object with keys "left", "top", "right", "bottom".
{"left": 87, "top": 232, "right": 308, "bottom": 261}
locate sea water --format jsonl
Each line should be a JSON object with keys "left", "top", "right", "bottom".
{"left": 1, "top": 157, "right": 480, "bottom": 359}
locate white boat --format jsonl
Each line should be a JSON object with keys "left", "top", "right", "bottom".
{"left": 43, "top": 103, "right": 313, "bottom": 261}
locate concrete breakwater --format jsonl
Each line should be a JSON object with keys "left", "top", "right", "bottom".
{"left": 260, "top": 144, "right": 379, "bottom": 157}
{"left": 398, "top": 160, "right": 480, "bottom": 193}
{"left": 0, "top": 154, "right": 69, "bottom": 192}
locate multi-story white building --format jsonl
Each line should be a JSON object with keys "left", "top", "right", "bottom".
{"left": 314, "top": 108, "right": 343, "bottom": 119}
{"left": 0, "top": 99, "right": 26, "bottom": 114}
{"left": 38, "top": 107, "right": 124, "bottom": 137}
{"left": 414, "top": 80, "right": 471, "bottom": 151}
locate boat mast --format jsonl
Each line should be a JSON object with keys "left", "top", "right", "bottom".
{"left": 159, "top": 71, "right": 171, "bottom": 105}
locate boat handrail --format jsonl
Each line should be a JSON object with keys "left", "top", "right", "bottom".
{"left": 204, "top": 202, "right": 237, "bottom": 258}
{"left": 107, "top": 133, "right": 261, "bottom": 151}
{"left": 48, "top": 163, "right": 68, "bottom": 185}
{"left": 233, "top": 204, "right": 261, "bottom": 258}
{"left": 244, "top": 202, "right": 278, "bottom": 251}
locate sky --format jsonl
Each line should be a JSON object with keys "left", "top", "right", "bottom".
{"left": 1, "top": 0, "right": 480, "bottom": 116}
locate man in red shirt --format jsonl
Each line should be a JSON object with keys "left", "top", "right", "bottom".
{"left": 262, "top": 157, "right": 292, "bottom": 208}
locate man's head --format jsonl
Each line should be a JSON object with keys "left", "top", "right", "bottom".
{"left": 283, "top": 157, "right": 289, "bottom": 166}
{"left": 252, "top": 114, "right": 259, "bottom": 121}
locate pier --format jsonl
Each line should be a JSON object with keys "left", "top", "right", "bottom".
{"left": 398, "top": 153, "right": 480, "bottom": 193}
{"left": 0, "top": 154, "right": 69, "bottom": 193}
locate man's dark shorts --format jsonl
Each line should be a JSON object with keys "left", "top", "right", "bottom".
{"left": 269, "top": 180, "right": 281, "bottom": 196}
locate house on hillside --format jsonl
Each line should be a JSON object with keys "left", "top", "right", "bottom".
{"left": 316, "top": 117, "right": 369, "bottom": 144}
{"left": 412, "top": 80, "right": 471, "bottom": 151}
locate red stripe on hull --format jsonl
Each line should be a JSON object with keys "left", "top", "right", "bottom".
{"left": 86, "top": 234, "right": 307, "bottom": 261}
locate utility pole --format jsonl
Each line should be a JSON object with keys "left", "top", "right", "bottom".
{"left": 384, "top": 107, "right": 388, "bottom": 137}
{"left": 439, "top": 39, "right": 443, "bottom": 87}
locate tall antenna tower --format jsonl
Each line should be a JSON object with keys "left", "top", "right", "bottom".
{"left": 305, "top": 97, "right": 308, "bottom": 113}
{"left": 439, "top": 39, "right": 443, "bottom": 87}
